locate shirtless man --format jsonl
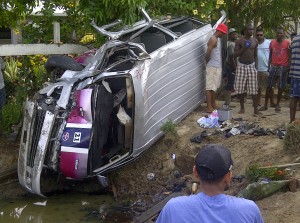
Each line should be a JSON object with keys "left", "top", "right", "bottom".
{"left": 234, "top": 25, "right": 260, "bottom": 115}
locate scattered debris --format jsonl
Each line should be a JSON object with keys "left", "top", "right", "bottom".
{"left": 237, "top": 179, "right": 289, "bottom": 201}
{"left": 190, "top": 131, "right": 211, "bottom": 143}
{"left": 197, "top": 110, "right": 219, "bottom": 128}
{"left": 276, "top": 129, "right": 286, "bottom": 139}
{"left": 33, "top": 200, "right": 47, "bottom": 206}
{"left": 232, "top": 175, "right": 246, "bottom": 183}
{"left": 133, "top": 192, "right": 184, "bottom": 223}
{"left": 147, "top": 173, "right": 155, "bottom": 181}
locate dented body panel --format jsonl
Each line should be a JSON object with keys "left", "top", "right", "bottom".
{"left": 18, "top": 12, "right": 226, "bottom": 196}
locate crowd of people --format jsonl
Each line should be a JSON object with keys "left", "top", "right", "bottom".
{"left": 156, "top": 24, "right": 300, "bottom": 223}
{"left": 204, "top": 23, "right": 300, "bottom": 123}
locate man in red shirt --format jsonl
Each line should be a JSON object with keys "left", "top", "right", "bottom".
{"left": 259, "top": 27, "right": 290, "bottom": 112}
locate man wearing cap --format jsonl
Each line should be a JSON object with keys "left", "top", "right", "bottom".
{"left": 224, "top": 28, "right": 238, "bottom": 107}
{"left": 234, "top": 24, "right": 260, "bottom": 115}
{"left": 156, "top": 144, "right": 264, "bottom": 223}
{"left": 205, "top": 23, "right": 227, "bottom": 113}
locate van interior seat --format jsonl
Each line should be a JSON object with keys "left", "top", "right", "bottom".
{"left": 140, "top": 32, "right": 167, "bottom": 53}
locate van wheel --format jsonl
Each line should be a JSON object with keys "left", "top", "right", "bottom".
{"left": 45, "top": 55, "right": 84, "bottom": 73}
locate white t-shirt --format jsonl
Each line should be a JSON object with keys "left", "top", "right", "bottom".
{"left": 257, "top": 39, "right": 270, "bottom": 72}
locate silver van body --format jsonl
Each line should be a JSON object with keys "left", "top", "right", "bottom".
{"left": 18, "top": 10, "right": 226, "bottom": 196}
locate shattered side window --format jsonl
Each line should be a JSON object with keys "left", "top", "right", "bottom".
{"left": 97, "top": 45, "right": 142, "bottom": 72}
{"left": 159, "top": 17, "right": 205, "bottom": 35}
{"left": 120, "top": 27, "right": 174, "bottom": 54}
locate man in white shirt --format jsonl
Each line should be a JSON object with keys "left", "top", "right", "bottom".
{"left": 256, "top": 29, "right": 275, "bottom": 109}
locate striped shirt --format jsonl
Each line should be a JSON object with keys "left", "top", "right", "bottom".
{"left": 290, "top": 34, "right": 300, "bottom": 78}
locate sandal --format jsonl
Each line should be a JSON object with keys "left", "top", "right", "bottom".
{"left": 275, "top": 105, "right": 281, "bottom": 112}
{"left": 258, "top": 106, "right": 268, "bottom": 111}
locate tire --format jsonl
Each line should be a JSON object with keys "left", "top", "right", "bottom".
{"left": 45, "top": 55, "right": 84, "bottom": 73}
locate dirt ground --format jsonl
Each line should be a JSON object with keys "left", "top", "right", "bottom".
{"left": 0, "top": 97, "right": 300, "bottom": 223}
{"left": 112, "top": 97, "right": 300, "bottom": 223}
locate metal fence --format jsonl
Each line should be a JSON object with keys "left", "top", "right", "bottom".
{"left": 0, "top": 44, "right": 89, "bottom": 133}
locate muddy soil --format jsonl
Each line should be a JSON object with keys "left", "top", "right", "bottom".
{"left": 0, "top": 98, "right": 300, "bottom": 223}
{"left": 112, "top": 98, "right": 300, "bottom": 222}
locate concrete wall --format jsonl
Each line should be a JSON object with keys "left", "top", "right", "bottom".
{"left": 0, "top": 44, "right": 89, "bottom": 56}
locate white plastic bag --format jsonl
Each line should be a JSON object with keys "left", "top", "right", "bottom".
{"left": 197, "top": 110, "right": 219, "bottom": 128}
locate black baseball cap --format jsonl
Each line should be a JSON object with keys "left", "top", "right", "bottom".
{"left": 195, "top": 144, "right": 233, "bottom": 181}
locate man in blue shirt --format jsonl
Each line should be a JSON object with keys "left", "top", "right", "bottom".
{"left": 156, "top": 144, "right": 264, "bottom": 223}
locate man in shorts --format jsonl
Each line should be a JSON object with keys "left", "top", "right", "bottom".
{"left": 260, "top": 27, "right": 290, "bottom": 112}
{"left": 289, "top": 33, "right": 300, "bottom": 122}
{"left": 234, "top": 25, "right": 260, "bottom": 115}
{"left": 256, "top": 28, "right": 274, "bottom": 107}
{"left": 205, "top": 23, "right": 227, "bottom": 113}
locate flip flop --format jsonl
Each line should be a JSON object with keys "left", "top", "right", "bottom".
{"left": 258, "top": 106, "right": 268, "bottom": 111}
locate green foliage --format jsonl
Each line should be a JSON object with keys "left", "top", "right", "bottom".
{"left": 246, "top": 164, "right": 286, "bottom": 183}
{"left": 226, "top": 0, "right": 300, "bottom": 34}
{"left": 284, "top": 122, "right": 300, "bottom": 152}
{"left": 4, "top": 58, "right": 19, "bottom": 84}
{"left": 2, "top": 0, "right": 300, "bottom": 41}
{"left": 2, "top": 55, "right": 51, "bottom": 132}
{"left": 0, "top": 1, "right": 36, "bottom": 28}
{"left": 160, "top": 119, "right": 177, "bottom": 135}
{"left": 0, "top": 100, "right": 23, "bottom": 133}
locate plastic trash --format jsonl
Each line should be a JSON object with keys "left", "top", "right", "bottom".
{"left": 237, "top": 180, "right": 289, "bottom": 200}
{"left": 171, "top": 154, "right": 176, "bottom": 161}
{"left": 230, "top": 127, "right": 241, "bottom": 135}
{"left": 276, "top": 129, "right": 286, "bottom": 139}
{"left": 197, "top": 110, "right": 219, "bottom": 128}
{"left": 147, "top": 173, "right": 155, "bottom": 181}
